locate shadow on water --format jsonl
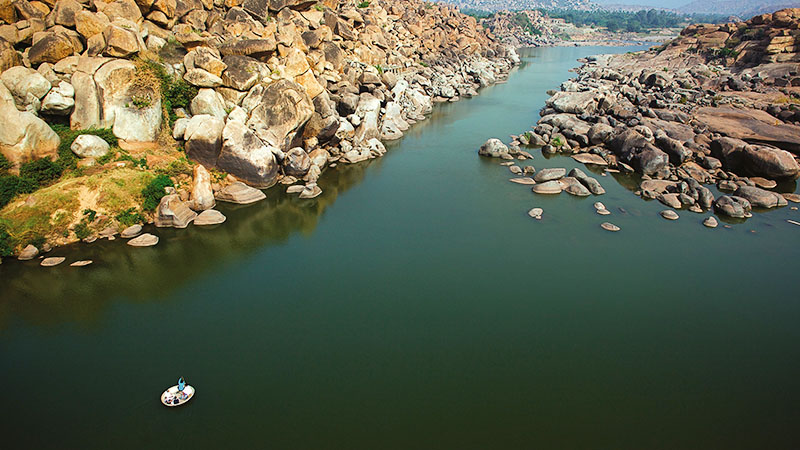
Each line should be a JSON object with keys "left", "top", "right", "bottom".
{"left": 0, "top": 159, "right": 378, "bottom": 330}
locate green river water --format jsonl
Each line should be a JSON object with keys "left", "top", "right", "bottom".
{"left": 1, "top": 46, "right": 799, "bottom": 449}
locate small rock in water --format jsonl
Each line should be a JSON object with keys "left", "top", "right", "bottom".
{"left": 601, "top": 222, "right": 620, "bottom": 232}
{"left": 509, "top": 177, "right": 536, "bottom": 185}
{"left": 531, "top": 180, "right": 563, "bottom": 195}
{"left": 787, "top": 219, "right": 800, "bottom": 227}
{"left": 500, "top": 161, "right": 514, "bottom": 166}
{"left": 528, "top": 208, "right": 543, "bottom": 220}
{"left": 40, "top": 257, "right": 65, "bottom": 267}
{"left": 509, "top": 165, "right": 522, "bottom": 175}
{"left": 593, "top": 202, "right": 606, "bottom": 211}
{"left": 70, "top": 260, "right": 93, "bottom": 267}
{"left": 661, "top": 210, "right": 680, "bottom": 220}
{"left": 286, "top": 185, "right": 305, "bottom": 194}
{"left": 523, "top": 166, "right": 536, "bottom": 175}
{"left": 571, "top": 153, "right": 607, "bottom": 166}
{"left": 120, "top": 224, "right": 142, "bottom": 239}
{"left": 703, "top": 217, "right": 718, "bottom": 228}
{"left": 128, "top": 233, "right": 159, "bottom": 247}
{"left": 18, "top": 244, "right": 39, "bottom": 261}
{"left": 299, "top": 184, "right": 322, "bottom": 199}
{"left": 194, "top": 209, "right": 226, "bottom": 226}
{"left": 596, "top": 208, "right": 611, "bottom": 216}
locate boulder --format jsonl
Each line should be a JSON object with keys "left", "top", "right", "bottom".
{"left": 587, "top": 122, "right": 613, "bottom": 144}
{"left": 154, "top": 194, "right": 197, "bottom": 228}
{"left": 571, "top": 153, "right": 607, "bottom": 166}
{"left": 660, "top": 210, "right": 679, "bottom": 220}
{"left": 189, "top": 164, "right": 215, "bottom": 211}
{"left": 190, "top": 88, "right": 226, "bottom": 118}
{"left": 608, "top": 129, "right": 669, "bottom": 176}
{"left": 221, "top": 55, "right": 265, "bottom": 91}
{"left": 714, "top": 195, "right": 752, "bottom": 218}
{"left": 94, "top": 59, "right": 161, "bottom": 142}
{"left": 561, "top": 177, "right": 591, "bottom": 197}
{"left": 70, "top": 134, "right": 109, "bottom": 158}
{"left": 217, "top": 119, "right": 280, "bottom": 188}
{"left": 282, "top": 147, "right": 311, "bottom": 177}
{"left": 40, "top": 81, "right": 75, "bottom": 115}
{"left": 695, "top": 106, "right": 800, "bottom": 153}
{"left": 741, "top": 145, "right": 800, "bottom": 179}
{"left": 1, "top": 66, "right": 50, "bottom": 103}
{"left": 75, "top": 10, "right": 109, "bottom": 39}
{"left": 215, "top": 181, "right": 266, "bottom": 204}
{"left": 246, "top": 79, "right": 313, "bottom": 149}
{"left": 194, "top": 209, "right": 226, "bottom": 225}
{"left": 18, "top": 244, "right": 39, "bottom": 260}
{"left": 120, "top": 224, "right": 142, "bottom": 238}
{"left": 298, "top": 183, "right": 322, "bottom": 199}
{"left": 733, "top": 185, "right": 788, "bottom": 209}
{"left": 655, "top": 133, "right": 691, "bottom": 165}
{"left": 533, "top": 167, "right": 566, "bottom": 183}
{"left": 568, "top": 167, "right": 605, "bottom": 195}
{"left": 353, "top": 93, "right": 381, "bottom": 143}
{"left": 184, "top": 114, "right": 225, "bottom": 168}
{"left": 531, "top": 180, "right": 562, "bottom": 194}
{"left": 703, "top": 216, "right": 718, "bottom": 228}
{"left": 184, "top": 68, "right": 223, "bottom": 88}
{"left": 0, "top": 38, "right": 20, "bottom": 73}
{"left": 0, "top": 84, "right": 59, "bottom": 167}
{"left": 70, "top": 71, "right": 100, "bottom": 130}
{"left": 40, "top": 256, "right": 66, "bottom": 266}
{"left": 127, "top": 233, "right": 158, "bottom": 246}
{"left": 28, "top": 32, "right": 74, "bottom": 65}
{"left": 546, "top": 90, "right": 598, "bottom": 114}
{"left": 478, "top": 138, "right": 509, "bottom": 158}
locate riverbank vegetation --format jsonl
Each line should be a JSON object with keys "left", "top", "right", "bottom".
{"left": 543, "top": 9, "right": 728, "bottom": 33}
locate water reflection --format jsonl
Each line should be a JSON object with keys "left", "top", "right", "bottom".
{"left": 0, "top": 160, "right": 378, "bottom": 330}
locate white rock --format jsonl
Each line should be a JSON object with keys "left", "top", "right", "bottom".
{"left": 71, "top": 134, "right": 110, "bottom": 158}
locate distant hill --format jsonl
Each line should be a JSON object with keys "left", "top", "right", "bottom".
{"left": 435, "top": 0, "right": 599, "bottom": 12}
{"left": 679, "top": 0, "right": 800, "bottom": 17}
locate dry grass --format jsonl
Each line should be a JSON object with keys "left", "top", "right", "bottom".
{"left": 0, "top": 168, "right": 153, "bottom": 249}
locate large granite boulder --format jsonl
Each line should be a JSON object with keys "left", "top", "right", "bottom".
{"left": 714, "top": 195, "right": 752, "bottom": 218}
{"left": 742, "top": 145, "right": 800, "bottom": 179}
{"left": 478, "top": 138, "right": 509, "bottom": 158}
{"left": 609, "top": 129, "right": 669, "bottom": 176}
{"left": 695, "top": 106, "right": 800, "bottom": 153}
{"left": 0, "top": 83, "right": 59, "bottom": 167}
{"left": 184, "top": 114, "right": 225, "bottom": 168}
{"left": 545, "top": 90, "right": 598, "bottom": 114}
{"left": 217, "top": 119, "right": 280, "bottom": 188}
{"left": 94, "top": 59, "right": 161, "bottom": 142}
{"left": 155, "top": 194, "right": 197, "bottom": 228}
{"left": 70, "top": 134, "right": 109, "bottom": 158}
{"left": 246, "top": 79, "right": 313, "bottom": 150}
{"left": 282, "top": 147, "right": 311, "bottom": 177}
{"left": 189, "top": 164, "right": 215, "bottom": 211}
{"left": 733, "top": 185, "right": 787, "bottom": 208}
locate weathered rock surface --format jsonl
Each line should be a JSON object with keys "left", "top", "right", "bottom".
{"left": 128, "top": 233, "right": 159, "bottom": 247}
{"left": 154, "top": 194, "right": 197, "bottom": 228}
{"left": 194, "top": 209, "right": 226, "bottom": 225}
{"left": 215, "top": 181, "right": 266, "bottom": 204}
{"left": 70, "top": 134, "right": 109, "bottom": 158}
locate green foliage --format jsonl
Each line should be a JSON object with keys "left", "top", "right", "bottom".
{"left": 551, "top": 136, "right": 564, "bottom": 148}
{"left": 141, "top": 174, "right": 174, "bottom": 211}
{"left": 0, "top": 224, "right": 13, "bottom": 256}
{"left": 20, "top": 157, "right": 62, "bottom": 186}
{"left": 157, "top": 157, "right": 193, "bottom": 177}
{"left": 708, "top": 47, "right": 739, "bottom": 59}
{"left": 140, "top": 59, "right": 198, "bottom": 128}
{"left": 27, "top": 234, "right": 46, "bottom": 249}
{"left": 0, "top": 175, "right": 37, "bottom": 208}
{"left": 374, "top": 64, "right": 384, "bottom": 74}
{"left": 543, "top": 9, "right": 728, "bottom": 33}
{"left": 420, "top": 61, "right": 429, "bottom": 68}
{"left": 115, "top": 152, "right": 148, "bottom": 169}
{"left": 0, "top": 153, "right": 10, "bottom": 174}
{"left": 130, "top": 94, "right": 153, "bottom": 109}
{"left": 83, "top": 208, "right": 97, "bottom": 223}
{"left": 511, "top": 12, "right": 541, "bottom": 36}
{"left": 357, "top": 1, "right": 369, "bottom": 8}
{"left": 461, "top": 8, "right": 493, "bottom": 20}
{"left": 73, "top": 221, "right": 91, "bottom": 240}
{"left": 50, "top": 124, "right": 117, "bottom": 172}
{"left": 115, "top": 207, "right": 145, "bottom": 227}
{"left": 314, "top": 3, "right": 324, "bottom": 11}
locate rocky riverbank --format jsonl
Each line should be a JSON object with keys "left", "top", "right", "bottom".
{"left": 481, "top": 9, "right": 800, "bottom": 227}
{"left": 0, "top": 0, "right": 518, "bottom": 262}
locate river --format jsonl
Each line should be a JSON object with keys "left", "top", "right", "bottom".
{"left": 1, "top": 46, "right": 799, "bottom": 449}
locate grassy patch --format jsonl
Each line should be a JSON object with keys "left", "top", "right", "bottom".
{"left": 137, "top": 59, "right": 197, "bottom": 129}
{"left": 141, "top": 173, "right": 174, "bottom": 211}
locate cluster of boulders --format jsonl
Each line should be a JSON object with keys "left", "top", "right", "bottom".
{"left": 481, "top": 9, "right": 556, "bottom": 48}
{"left": 495, "top": 10, "right": 800, "bottom": 222}
{"left": 1, "top": 0, "right": 520, "bottom": 255}
{"left": 668, "top": 8, "right": 800, "bottom": 66}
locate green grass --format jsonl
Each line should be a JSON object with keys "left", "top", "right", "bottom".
{"left": 141, "top": 173, "right": 174, "bottom": 211}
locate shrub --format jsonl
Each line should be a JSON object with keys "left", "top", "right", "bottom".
{"left": 19, "top": 157, "right": 62, "bottom": 186}
{"left": 141, "top": 174, "right": 174, "bottom": 211}
{"left": 357, "top": 1, "right": 369, "bottom": 8}
{"left": 83, "top": 208, "right": 97, "bottom": 223}
{"left": 0, "top": 225, "right": 13, "bottom": 257}
{"left": 73, "top": 221, "right": 91, "bottom": 240}
{"left": 158, "top": 157, "right": 193, "bottom": 177}
{"left": 0, "top": 153, "right": 10, "bottom": 174}
{"left": 115, "top": 207, "right": 145, "bottom": 227}
{"left": 140, "top": 59, "right": 197, "bottom": 128}
{"left": 0, "top": 174, "right": 38, "bottom": 208}
{"left": 27, "top": 234, "right": 46, "bottom": 249}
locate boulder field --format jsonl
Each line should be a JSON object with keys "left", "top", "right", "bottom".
{"left": 0, "top": 0, "right": 519, "bottom": 256}
{"left": 484, "top": 9, "right": 800, "bottom": 223}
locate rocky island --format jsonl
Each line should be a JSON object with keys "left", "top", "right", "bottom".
{"left": 0, "top": 0, "right": 518, "bottom": 262}
{"left": 484, "top": 8, "right": 800, "bottom": 226}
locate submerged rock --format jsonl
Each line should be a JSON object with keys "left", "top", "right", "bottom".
{"left": 194, "top": 209, "right": 227, "bottom": 226}
{"left": 40, "top": 257, "right": 66, "bottom": 267}
{"left": 660, "top": 210, "right": 680, "bottom": 220}
{"left": 600, "top": 222, "right": 620, "bottom": 232}
{"left": 127, "top": 233, "right": 159, "bottom": 247}
{"left": 703, "top": 216, "right": 719, "bottom": 228}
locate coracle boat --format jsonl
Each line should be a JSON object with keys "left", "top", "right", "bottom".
{"left": 161, "top": 378, "right": 194, "bottom": 407}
